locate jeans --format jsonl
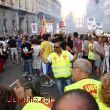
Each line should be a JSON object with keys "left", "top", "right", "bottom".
{"left": 103, "top": 56, "right": 110, "bottom": 73}
{"left": 55, "top": 76, "right": 72, "bottom": 94}
{"left": 24, "top": 59, "right": 32, "bottom": 75}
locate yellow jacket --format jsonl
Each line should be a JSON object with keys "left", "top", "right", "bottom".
{"left": 64, "top": 79, "right": 110, "bottom": 110}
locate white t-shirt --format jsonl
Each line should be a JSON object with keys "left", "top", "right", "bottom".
{"left": 48, "top": 51, "right": 74, "bottom": 63}
{"left": 32, "top": 45, "right": 41, "bottom": 56}
{"left": 104, "top": 44, "right": 110, "bottom": 57}
{"left": 0, "top": 41, "right": 7, "bottom": 52}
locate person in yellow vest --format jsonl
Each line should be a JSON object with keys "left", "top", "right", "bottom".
{"left": 13, "top": 74, "right": 54, "bottom": 110}
{"left": 64, "top": 59, "right": 110, "bottom": 110}
{"left": 41, "top": 42, "right": 77, "bottom": 94}
{"left": 88, "top": 37, "right": 95, "bottom": 73}
{"left": 52, "top": 89, "right": 99, "bottom": 110}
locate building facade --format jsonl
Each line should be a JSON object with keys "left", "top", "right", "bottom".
{"left": 0, "top": 0, "right": 61, "bottom": 36}
{"left": 0, "top": 0, "right": 38, "bottom": 36}
{"left": 86, "top": 0, "right": 110, "bottom": 32}
{"left": 36, "top": 0, "right": 61, "bottom": 32}
{"left": 100, "top": 0, "right": 110, "bottom": 32}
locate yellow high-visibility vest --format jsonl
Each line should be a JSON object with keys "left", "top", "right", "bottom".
{"left": 22, "top": 96, "right": 54, "bottom": 110}
{"left": 64, "top": 79, "right": 110, "bottom": 110}
{"left": 51, "top": 50, "right": 72, "bottom": 78}
{"left": 88, "top": 43, "right": 95, "bottom": 60}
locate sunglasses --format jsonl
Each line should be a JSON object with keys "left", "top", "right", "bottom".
{"left": 54, "top": 46, "right": 59, "bottom": 48}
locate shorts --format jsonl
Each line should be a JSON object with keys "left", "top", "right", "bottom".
{"left": 95, "top": 59, "right": 101, "bottom": 68}
{"left": 40, "top": 61, "right": 52, "bottom": 75}
{"left": 32, "top": 56, "right": 41, "bottom": 69}
{"left": 10, "top": 48, "right": 18, "bottom": 56}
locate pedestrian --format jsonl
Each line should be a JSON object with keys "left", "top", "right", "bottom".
{"left": 13, "top": 74, "right": 54, "bottom": 110}
{"left": 94, "top": 36, "right": 105, "bottom": 76}
{"left": 88, "top": 37, "right": 95, "bottom": 73}
{"left": 82, "top": 35, "right": 89, "bottom": 59}
{"left": 103, "top": 37, "right": 110, "bottom": 73}
{"left": 32, "top": 39, "right": 41, "bottom": 76}
{"left": 40, "top": 34, "right": 54, "bottom": 87}
{"left": 0, "top": 43, "right": 4, "bottom": 73}
{"left": 8, "top": 36, "right": 19, "bottom": 64}
{"left": 41, "top": 42, "right": 77, "bottom": 94}
{"left": 21, "top": 36, "right": 33, "bottom": 75}
{"left": 64, "top": 59, "right": 110, "bottom": 110}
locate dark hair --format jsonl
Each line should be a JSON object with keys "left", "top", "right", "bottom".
{"left": 61, "top": 41, "right": 67, "bottom": 50}
{"left": 32, "top": 39, "right": 38, "bottom": 44}
{"left": 19, "top": 75, "right": 41, "bottom": 97}
{"left": 104, "top": 37, "right": 108, "bottom": 43}
{"left": 52, "top": 89, "right": 99, "bottom": 110}
{"left": 73, "top": 32, "right": 78, "bottom": 38}
{"left": 0, "top": 85, "right": 17, "bottom": 110}
{"left": 42, "top": 34, "right": 48, "bottom": 40}
{"left": 88, "top": 37, "right": 94, "bottom": 41}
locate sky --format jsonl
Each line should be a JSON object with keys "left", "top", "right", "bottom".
{"left": 59, "top": 0, "right": 88, "bottom": 19}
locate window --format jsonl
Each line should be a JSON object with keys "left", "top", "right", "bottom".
{"left": 11, "top": 0, "right": 14, "bottom": 5}
{"left": 1, "top": 0, "right": 5, "bottom": 2}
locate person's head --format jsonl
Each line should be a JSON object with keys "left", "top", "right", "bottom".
{"left": 14, "top": 75, "right": 41, "bottom": 100}
{"left": 104, "top": 37, "right": 109, "bottom": 44}
{"left": 61, "top": 41, "right": 67, "bottom": 50}
{"left": 52, "top": 89, "right": 99, "bottom": 110}
{"left": 98, "top": 36, "right": 103, "bottom": 44}
{"left": 42, "top": 34, "right": 48, "bottom": 41}
{"left": 54, "top": 42, "right": 62, "bottom": 53}
{"left": 89, "top": 37, "right": 94, "bottom": 43}
{"left": 73, "top": 32, "right": 78, "bottom": 38}
{"left": 9, "top": 36, "right": 12, "bottom": 40}
{"left": 32, "top": 39, "right": 38, "bottom": 45}
{"left": 100, "top": 73, "right": 110, "bottom": 107}
{"left": 72, "top": 59, "right": 92, "bottom": 81}
{"left": 84, "top": 35, "right": 89, "bottom": 40}
{"left": 0, "top": 85, "right": 17, "bottom": 110}
{"left": 22, "top": 37, "right": 27, "bottom": 44}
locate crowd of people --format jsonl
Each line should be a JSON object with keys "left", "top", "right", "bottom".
{"left": 0, "top": 31, "right": 110, "bottom": 110}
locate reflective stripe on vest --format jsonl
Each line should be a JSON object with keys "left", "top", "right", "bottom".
{"left": 52, "top": 64, "right": 72, "bottom": 69}
{"left": 51, "top": 50, "right": 72, "bottom": 78}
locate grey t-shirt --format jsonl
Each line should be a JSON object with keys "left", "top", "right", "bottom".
{"left": 94, "top": 41, "right": 104, "bottom": 60}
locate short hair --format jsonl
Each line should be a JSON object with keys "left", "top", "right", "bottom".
{"left": 73, "top": 59, "right": 92, "bottom": 74}
{"left": 73, "top": 32, "right": 78, "bottom": 38}
{"left": 42, "top": 34, "right": 48, "bottom": 40}
{"left": 100, "top": 73, "right": 110, "bottom": 107}
{"left": 19, "top": 75, "right": 41, "bottom": 97}
{"left": 52, "top": 89, "right": 99, "bottom": 110}
{"left": 0, "top": 85, "right": 17, "bottom": 110}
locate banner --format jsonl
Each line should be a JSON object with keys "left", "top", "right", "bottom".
{"left": 95, "top": 22, "right": 103, "bottom": 34}
{"left": 31, "top": 23, "right": 37, "bottom": 34}
{"left": 46, "top": 23, "right": 53, "bottom": 33}
{"left": 87, "top": 17, "right": 96, "bottom": 30}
